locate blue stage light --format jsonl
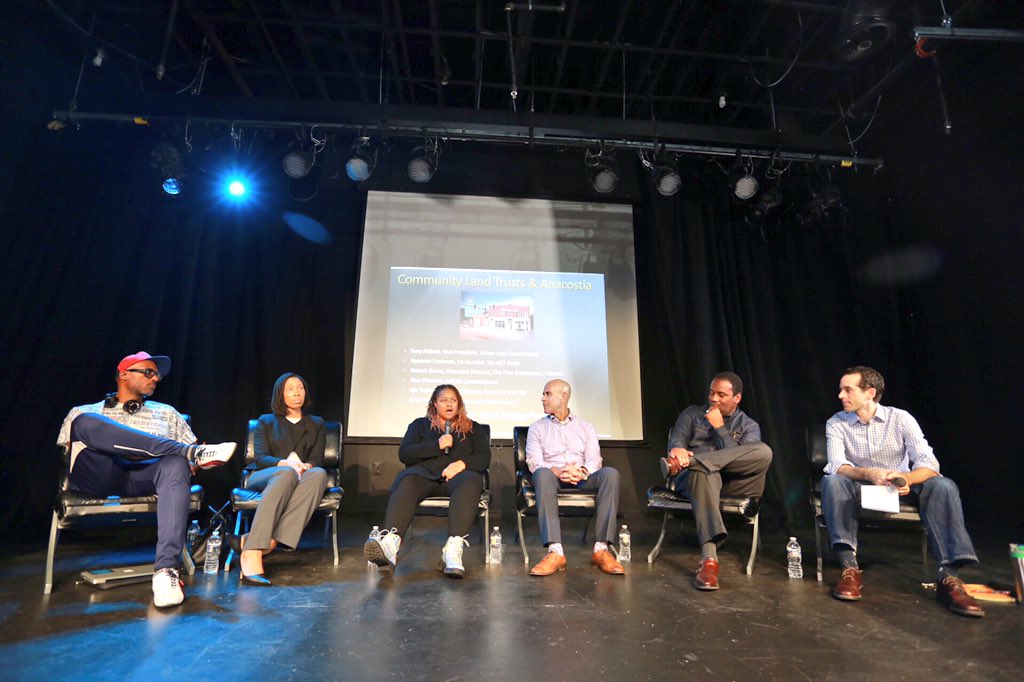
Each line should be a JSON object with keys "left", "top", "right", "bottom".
{"left": 162, "top": 178, "right": 181, "bottom": 195}
{"left": 227, "top": 180, "right": 246, "bottom": 197}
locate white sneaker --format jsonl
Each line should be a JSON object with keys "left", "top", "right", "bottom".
{"left": 152, "top": 567, "right": 184, "bottom": 608}
{"left": 190, "top": 442, "right": 236, "bottom": 469}
{"left": 439, "top": 535, "right": 470, "bottom": 579}
{"left": 364, "top": 527, "right": 401, "bottom": 576}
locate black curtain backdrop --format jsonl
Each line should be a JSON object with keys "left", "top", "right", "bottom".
{"left": 2, "top": 6, "right": 1021, "bottom": 546}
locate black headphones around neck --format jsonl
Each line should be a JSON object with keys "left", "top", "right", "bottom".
{"left": 104, "top": 393, "right": 145, "bottom": 414}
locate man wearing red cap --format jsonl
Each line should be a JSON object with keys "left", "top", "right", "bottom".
{"left": 57, "top": 351, "right": 236, "bottom": 608}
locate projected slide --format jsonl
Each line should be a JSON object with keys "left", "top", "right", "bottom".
{"left": 382, "top": 267, "right": 610, "bottom": 431}
{"left": 349, "top": 191, "right": 642, "bottom": 440}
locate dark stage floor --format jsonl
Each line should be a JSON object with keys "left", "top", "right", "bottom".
{"left": 2, "top": 516, "right": 1022, "bottom": 681}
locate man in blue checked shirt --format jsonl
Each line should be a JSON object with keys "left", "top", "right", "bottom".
{"left": 822, "top": 366, "right": 984, "bottom": 617}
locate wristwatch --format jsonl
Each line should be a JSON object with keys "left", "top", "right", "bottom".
{"left": 579, "top": 466, "right": 590, "bottom": 481}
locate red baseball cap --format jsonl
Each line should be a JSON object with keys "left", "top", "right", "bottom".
{"left": 117, "top": 351, "right": 172, "bottom": 377}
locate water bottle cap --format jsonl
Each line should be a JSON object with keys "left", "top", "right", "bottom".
{"left": 789, "top": 536, "right": 796, "bottom": 541}
{"left": 493, "top": 526, "right": 499, "bottom": 530}
{"left": 622, "top": 524, "right": 627, "bottom": 529}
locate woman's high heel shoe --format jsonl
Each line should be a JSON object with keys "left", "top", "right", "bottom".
{"left": 224, "top": 532, "right": 243, "bottom": 554}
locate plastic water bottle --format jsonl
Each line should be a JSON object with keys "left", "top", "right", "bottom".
{"left": 186, "top": 520, "right": 201, "bottom": 554}
{"left": 367, "top": 526, "right": 380, "bottom": 568}
{"left": 204, "top": 529, "right": 222, "bottom": 575}
{"left": 618, "top": 524, "right": 631, "bottom": 562}
{"left": 786, "top": 536, "right": 803, "bottom": 579}
{"left": 488, "top": 526, "right": 503, "bottom": 564}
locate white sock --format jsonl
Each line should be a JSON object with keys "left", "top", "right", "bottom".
{"left": 548, "top": 543, "right": 564, "bottom": 557}
{"left": 593, "top": 541, "right": 608, "bottom": 553}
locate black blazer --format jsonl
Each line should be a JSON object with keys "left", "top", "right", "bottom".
{"left": 393, "top": 417, "right": 490, "bottom": 486}
{"left": 253, "top": 413, "right": 326, "bottom": 470}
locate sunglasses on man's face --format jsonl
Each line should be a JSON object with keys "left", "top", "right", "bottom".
{"left": 125, "top": 368, "right": 161, "bottom": 379}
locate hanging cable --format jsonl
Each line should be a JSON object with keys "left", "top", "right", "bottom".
{"left": 842, "top": 94, "right": 882, "bottom": 151}
{"left": 505, "top": 7, "right": 518, "bottom": 112}
{"left": 621, "top": 48, "right": 626, "bottom": 120}
{"left": 750, "top": 11, "right": 803, "bottom": 89}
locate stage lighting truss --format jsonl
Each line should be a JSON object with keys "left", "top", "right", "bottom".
{"left": 585, "top": 147, "right": 619, "bottom": 194}
{"left": 345, "top": 136, "right": 377, "bottom": 182}
{"left": 639, "top": 149, "right": 681, "bottom": 197}
{"left": 408, "top": 138, "right": 441, "bottom": 183}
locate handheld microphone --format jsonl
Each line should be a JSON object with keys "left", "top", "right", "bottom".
{"left": 444, "top": 420, "right": 452, "bottom": 454}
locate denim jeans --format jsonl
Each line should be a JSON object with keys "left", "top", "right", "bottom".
{"left": 819, "top": 473, "right": 978, "bottom": 567}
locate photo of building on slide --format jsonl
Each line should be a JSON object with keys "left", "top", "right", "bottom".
{"left": 459, "top": 292, "right": 534, "bottom": 340}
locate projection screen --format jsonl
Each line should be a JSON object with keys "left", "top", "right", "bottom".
{"left": 348, "top": 191, "right": 643, "bottom": 440}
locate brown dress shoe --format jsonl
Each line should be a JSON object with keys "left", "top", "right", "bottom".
{"left": 529, "top": 551, "right": 567, "bottom": 576}
{"left": 693, "top": 557, "right": 720, "bottom": 590}
{"left": 833, "top": 567, "right": 863, "bottom": 601}
{"left": 937, "top": 576, "right": 985, "bottom": 618}
{"left": 659, "top": 457, "right": 681, "bottom": 478}
{"left": 591, "top": 549, "right": 625, "bottom": 575}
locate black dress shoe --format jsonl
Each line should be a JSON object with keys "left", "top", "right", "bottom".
{"left": 224, "top": 532, "right": 243, "bottom": 554}
{"left": 240, "top": 573, "right": 272, "bottom": 586}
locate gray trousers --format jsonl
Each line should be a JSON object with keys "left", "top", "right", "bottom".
{"left": 672, "top": 442, "right": 772, "bottom": 546}
{"left": 533, "top": 466, "right": 620, "bottom": 546}
{"left": 244, "top": 466, "right": 329, "bottom": 551}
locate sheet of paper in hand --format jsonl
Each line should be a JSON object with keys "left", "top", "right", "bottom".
{"left": 860, "top": 484, "right": 900, "bottom": 513}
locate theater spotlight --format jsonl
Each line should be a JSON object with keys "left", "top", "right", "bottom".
{"left": 836, "top": 0, "right": 895, "bottom": 63}
{"left": 345, "top": 137, "right": 376, "bottom": 182}
{"left": 585, "top": 148, "right": 619, "bottom": 194}
{"left": 407, "top": 139, "right": 440, "bottom": 183}
{"left": 282, "top": 149, "right": 314, "bottom": 179}
{"left": 797, "top": 184, "right": 842, "bottom": 225}
{"left": 652, "top": 161, "right": 681, "bottom": 196}
{"left": 151, "top": 141, "right": 184, "bottom": 196}
{"left": 745, "top": 186, "right": 782, "bottom": 225}
{"left": 641, "top": 151, "right": 681, "bottom": 197}
{"left": 727, "top": 153, "right": 760, "bottom": 201}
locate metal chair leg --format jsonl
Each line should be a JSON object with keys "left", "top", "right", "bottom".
{"left": 647, "top": 511, "right": 671, "bottom": 564}
{"left": 516, "top": 510, "right": 529, "bottom": 565}
{"left": 814, "top": 516, "right": 825, "bottom": 582}
{"left": 44, "top": 512, "right": 60, "bottom": 595}
{"left": 182, "top": 545, "right": 196, "bottom": 575}
{"left": 331, "top": 511, "right": 339, "bottom": 566}
{"left": 224, "top": 509, "right": 245, "bottom": 572}
{"left": 745, "top": 513, "right": 760, "bottom": 575}
{"left": 920, "top": 530, "right": 930, "bottom": 580}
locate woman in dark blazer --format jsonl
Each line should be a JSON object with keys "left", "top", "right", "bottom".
{"left": 364, "top": 384, "right": 490, "bottom": 579}
{"left": 227, "top": 373, "right": 328, "bottom": 586}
